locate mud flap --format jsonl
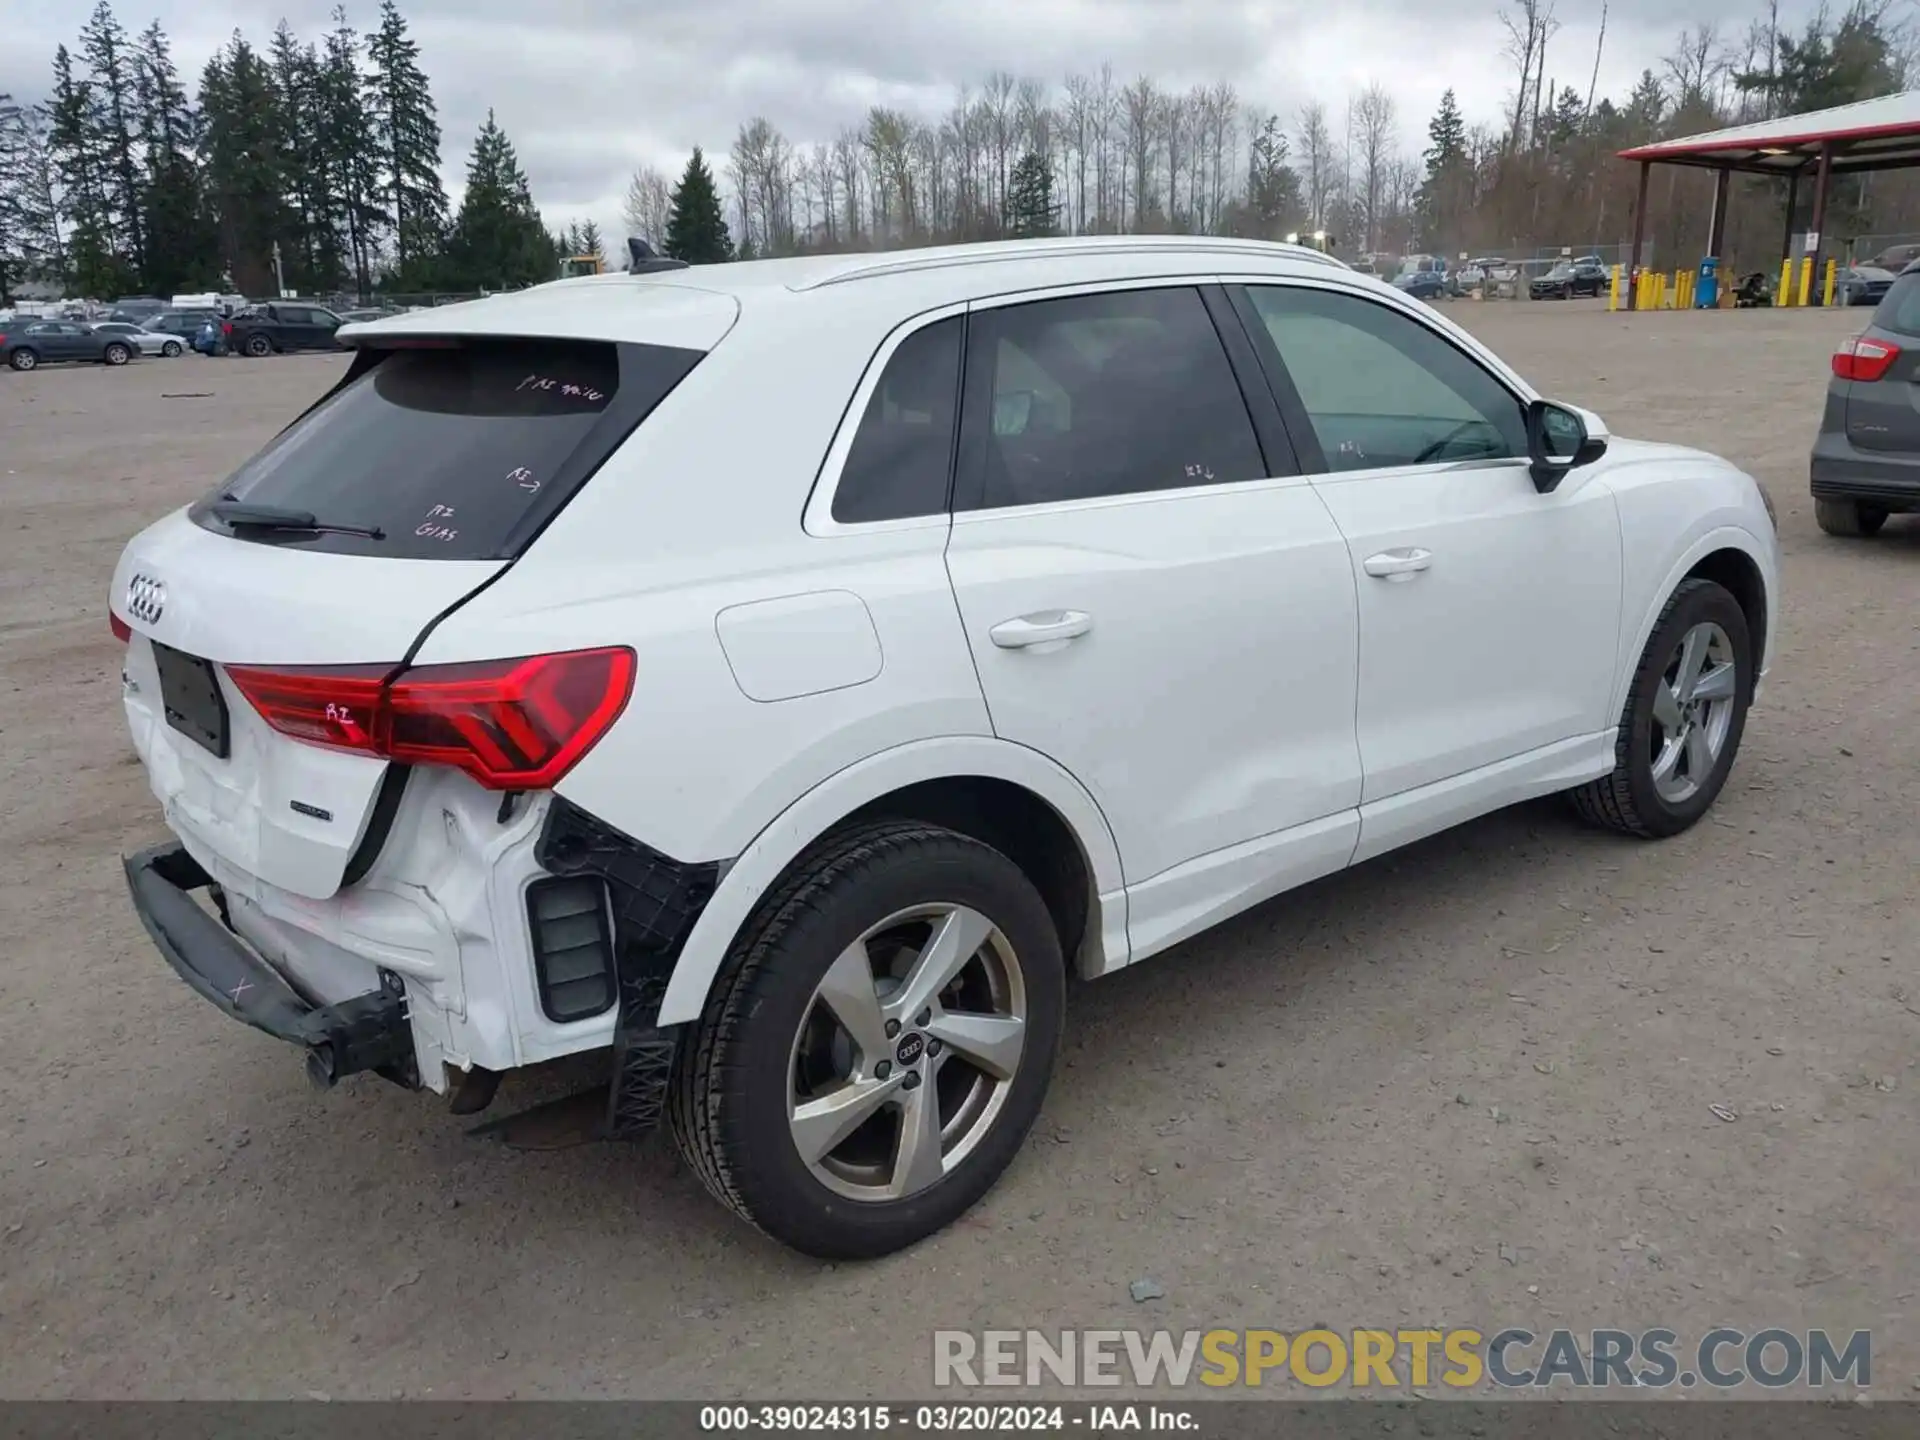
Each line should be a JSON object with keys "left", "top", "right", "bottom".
{"left": 534, "top": 799, "right": 718, "bottom": 1138}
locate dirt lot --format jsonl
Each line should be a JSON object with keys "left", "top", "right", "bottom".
{"left": 1, "top": 304, "right": 1914, "bottom": 1401}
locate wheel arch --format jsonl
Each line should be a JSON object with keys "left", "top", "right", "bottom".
{"left": 655, "top": 737, "right": 1127, "bottom": 1028}
{"left": 1609, "top": 524, "right": 1775, "bottom": 721}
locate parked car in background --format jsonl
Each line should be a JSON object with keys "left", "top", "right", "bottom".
{"left": 112, "top": 235, "right": 1778, "bottom": 1258}
{"left": 2, "top": 318, "right": 137, "bottom": 370}
{"left": 148, "top": 310, "right": 219, "bottom": 340}
{"left": 1530, "top": 258, "right": 1609, "bottom": 299}
{"left": 107, "top": 297, "right": 168, "bottom": 326}
{"left": 221, "top": 302, "right": 348, "bottom": 356}
{"left": 1391, "top": 264, "right": 1450, "bottom": 301}
{"left": 1865, "top": 242, "right": 1920, "bottom": 273}
{"left": 92, "top": 320, "right": 185, "bottom": 358}
{"left": 1812, "top": 258, "right": 1920, "bottom": 536}
{"left": 192, "top": 318, "right": 225, "bottom": 356}
{"left": 1834, "top": 265, "right": 1896, "bottom": 307}
{"left": 338, "top": 307, "right": 404, "bottom": 324}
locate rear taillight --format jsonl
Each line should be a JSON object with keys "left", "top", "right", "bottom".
{"left": 220, "top": 322, "right": 232, "bottom": 336}
{"left": 226, "top": 647, "right": 635, "bottom": 790}
{"left": 1833, "top": 335, "right": 1900, "bottom": 381}
{"left": 109, "top": 612, "right": 131, "bottom": 643}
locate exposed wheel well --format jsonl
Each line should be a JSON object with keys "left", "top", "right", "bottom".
{"left": 846, "top": 777, "right": 1094, "bottom": 973}
{"left": 1684, "top": 547, "right": 1768, "bottom": 670}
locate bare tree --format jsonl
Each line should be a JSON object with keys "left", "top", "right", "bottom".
{"left": 981, "top": 71, "right": 1018, "bottom": 223}
{"left": 1062, "top": 72, "right": 1095, "bottom": 233}
{"left": 1498, "top": 0, "right": 1560, "bottom": 151}
{"left": 621, "top": 163, "right": 672, "bottom": 248}
{"left": 1665, "top": 23, "right": 1726, "bottom": 114}
{"left": 1122, "top": 75, "right": 1162, "bottom": 228}
{"left": 1353, "top": 83, "right": 1397, "bottom": 251}
{"left": 1296, "top": 100, "right": 1338, "bottom": 231}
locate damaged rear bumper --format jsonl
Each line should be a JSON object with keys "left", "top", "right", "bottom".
{"left": 123, "top": 841, "right": 418, "bottom": 1088}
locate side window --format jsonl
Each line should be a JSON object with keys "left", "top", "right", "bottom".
{"left": 1245, "top": 285, "right": 1527, "bottom": 472}
{"left": 832, "top": 315, "right": 962, "bottom": 524}
{"left": 961, "top": 286, "right": 1267, "bottom": 511}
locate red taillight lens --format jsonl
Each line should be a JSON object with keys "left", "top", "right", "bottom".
{"left": 109, "top": 612, "right": 131, "bottom": 643}
{"left": 226, "top": 648, "right": 635, "bottom": 790}
{"left": 221, "top": 322, "right": 232, "bottom": 336}
{"left": 1833, "top": 335, "right": 1900, "bottom": 381}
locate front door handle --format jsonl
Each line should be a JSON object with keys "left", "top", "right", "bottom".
{"left": 989, "top": 610, "right": 1093, "bottom": 649}
{"left": 1363, "top": 547, "right": 1433, "bottom": 581}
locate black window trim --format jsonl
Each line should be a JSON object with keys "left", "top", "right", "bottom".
{"left": 949, "top": 278, "right": 1298, "bottom": 517}
{"left": 802, "top": 300, "right": 971, "bottom": 536}
{"left": 1223, "top": 278, "right": 1536, "bottom": 478}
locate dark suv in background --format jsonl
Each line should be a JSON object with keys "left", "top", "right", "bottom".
{"left": 1813, "top": 258, "right": 1920, "bottom": 535}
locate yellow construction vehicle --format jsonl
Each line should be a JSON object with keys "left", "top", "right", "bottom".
{"left": 559, "top": 254, "right": 604, "bottom": 279}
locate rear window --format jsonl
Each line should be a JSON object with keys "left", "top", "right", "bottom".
{"left": 1871, "top": 272, "right": 1920, "bottom": 337}
{"left": 194, "top": 338, "right": 701, "bottom": 559}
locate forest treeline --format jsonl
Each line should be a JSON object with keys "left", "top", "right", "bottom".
{"left": 2, "top": 0, "right": 1914, "bottom": 304}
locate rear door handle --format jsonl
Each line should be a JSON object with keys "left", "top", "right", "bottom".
{"left": 1363, "top": 547, "right": 1433, "bottom": 581}
{"left": 989, "top": 610, "right": 1093, "bottom": 649}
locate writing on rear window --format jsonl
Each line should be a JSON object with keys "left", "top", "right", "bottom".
{"left": 516, "top": 374, "right": 605, "bottom": 403}
{"left": 190, "top": 336, "right": 701, "bottom": 560}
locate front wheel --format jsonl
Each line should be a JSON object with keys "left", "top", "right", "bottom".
{"left": 103, "top": 343, "right": 131, "bottom": 366}
{"left": 670, "top": 820, "right": 1065, "bottom": 1259}
{"left": 1814, "top": 497, "right": 1889, "bottom": 536}
{"left": 1569, "top": 578, "right": 1752, "bottom": 838}
{"left": 161, "top": 340, "right": 182, "bottom": 357}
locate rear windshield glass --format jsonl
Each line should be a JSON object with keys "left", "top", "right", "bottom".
{"left": 1871, "top": 273, "right": 1920, "bottom": 337}
{"left": 195, "top": 338, "right": 701, "bottom": 559}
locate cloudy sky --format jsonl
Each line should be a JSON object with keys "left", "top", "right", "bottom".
{"left": 3, "top": 0, "right": 1826, "bottom": 239}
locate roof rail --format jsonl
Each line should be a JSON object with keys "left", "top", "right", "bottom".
{"left": 793, "top": 236, "right": 1350, "bottom": 291}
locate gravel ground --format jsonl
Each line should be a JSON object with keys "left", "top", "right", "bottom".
{"left": 0, "top": 303, "right": 1913, "bottom": 1401}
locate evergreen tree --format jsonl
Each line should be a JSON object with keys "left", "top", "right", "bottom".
{"left": 664, "top": 148, "right": 733, "bottom": 263}
{"left": 1417, "top": 89, "right": 1470, "bottom": 249}
{"left": 48, "top": 44, "right": 126, "bottom": 296}
{"left": 1005, "top": 150, "right": 1057, "bottom": 237}
{"left": 446, "top": 110, "right": 555, "bottom": 289}
{"left": 321, "top": 6, "right": 384, "bottom": 298}
{"left": 79, "top": 0, "right": 146, "bottom": 279}
{"left": 576, "top": 217, "right": 604, "bottom": 263}
{"left": 365, "top": 0, "right": 448, "bottom": 286}
{"left": 1241, "top": 116, "right": 1299, "bottom": 239}
{"left": 135, "top": 26, "right": 217, "bottom": 298}
{"left": 200, "top": 36, "right": 289, "bottom": 297}
{"left": 271, "top": 22, "right": 346, "bottom": 292}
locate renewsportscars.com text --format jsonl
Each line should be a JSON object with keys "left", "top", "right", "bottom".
{"left": 933, "top": 1327, "right": 1871, "bottom": 1390}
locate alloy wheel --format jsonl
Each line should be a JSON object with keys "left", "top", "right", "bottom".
{"left": 1649, "top": 620, "right": 1738, "bottom": 804}
{"left": 787, "top": 903, "right": 1027, "bottom": 1203}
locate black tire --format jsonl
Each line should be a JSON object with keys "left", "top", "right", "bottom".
{"left": 1568, "top": 578, "right": 1753, "bottom": 839}
{"left": 244, "top": 333, "right": 272, "bottom": 357}
{"left": 103, "top": 342, "right": 131, "bottom": 366}
{"left": 8, "top": 348, "right": 37, "bottom": 371}
{"left": 161, "top": 340, "right": 182, "bottom": 357}
{"left": 669, "top": 820, "right": 1065, "bottom": 1259}
{"left": 1814, "top": 497, "right": 1889, "bottom": 537}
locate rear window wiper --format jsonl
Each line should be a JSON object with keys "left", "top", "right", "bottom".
{"left": 208, "top": 497, "right": 386, "bottom": 540}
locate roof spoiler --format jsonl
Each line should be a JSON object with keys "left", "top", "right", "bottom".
{"left": 628, "top": 237, "right": 690, "bottom": 274}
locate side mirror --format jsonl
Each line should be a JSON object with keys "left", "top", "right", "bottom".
{"left": 1525, "top": 398, "right": 1608, "bottom": 493}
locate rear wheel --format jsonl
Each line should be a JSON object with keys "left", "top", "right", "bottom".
{"left": 103, "top": 342, "right": 131, "bottom": 366}
{"left": 9, "top": 348, "right": 37, "bottom": 371}
{"left": 244, "top": 334, "right": 271, "bottom": 357}
{"left": 670, "top": 820, "right": 1064, "bottom": 1259}
{"left": 1814, "top": 497, "right": 1889, "bottom": 537}
{"left": 1569, "top": 578, "right": 1752, "bottom": 839}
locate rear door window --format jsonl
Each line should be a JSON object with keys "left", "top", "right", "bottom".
{"left": 194, "top": 337, "right": 702, "bottom": 559}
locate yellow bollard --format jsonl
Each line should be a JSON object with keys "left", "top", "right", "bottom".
{"left": 1609, "top": 264, "right": 1622, "bottom": 311}
{"left": 1798, "top": 256, "right": 1813, "bottom": 307}
{"left": 1823, "top": 258, "right": 1837, "bottom": 307}
{"left": 1780, "top": 257, "right": 1795, "bottom": 307}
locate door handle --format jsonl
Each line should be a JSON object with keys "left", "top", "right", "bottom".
{"left": 1362, "top": 547, "right": 1433, "bottom": 581}
{"left": 989, "top": 610, "right": 1093, "bottom": 649}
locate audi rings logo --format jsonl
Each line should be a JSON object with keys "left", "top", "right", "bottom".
{"left": 126, "top": 573, "right": 166, "bottom": 626}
